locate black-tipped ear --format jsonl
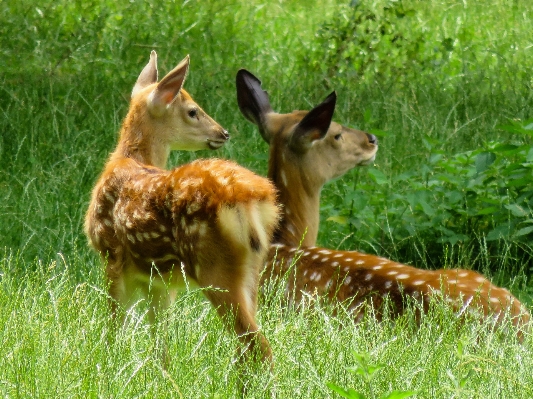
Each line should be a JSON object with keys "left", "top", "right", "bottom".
{"left": 289, "top": 91, "right": 337, "bottom": 153}
{"left": 236, "top": 69, "right": 273, "bottom": 142}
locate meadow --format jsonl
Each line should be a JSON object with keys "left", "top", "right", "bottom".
{"left": 1, "top": 0, "right": 532, "bottom": 397}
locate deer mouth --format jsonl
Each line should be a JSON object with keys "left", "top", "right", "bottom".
{"left": 359, "top": 152, "right": 377, "bottom": 166}
{"left": 207, "top": 138, "right": 227, "bottom": 150}
{"left": 207, "top": 130, "right": 230, "bottom": 149}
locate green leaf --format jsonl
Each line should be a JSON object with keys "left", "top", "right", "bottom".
{"left": 327, "top": 215, "right": 348, "bottom": 225}
{"left": 366, "top": 364, "right": 385, "bottom": 377}
{"left": 418, "top": 199, "right": 435, "bottom": 217}
{"left": 382, "top": 391, "right": 416, "bottom": 399}
{"left": 491, "top": 143, "right": 519, "bottom": 154}
{"left": 486, "top": 224, "right": 512, "bottom": 241}
{"left": 368, "top": 168, "right": 388, "bottom": 185}
{"left": 513, "top": 226, "right": 533, "bottom": 238}
{"left": 504, "top": 203, "right": 529, "bottom": 217}
{"left": 527, "top": 148, "right": 533, "bottom": 162}
{"left": 475, "top": 151, "right": 496, "bottom": 173}
{"left": 326, "top": 382, "right": 366, "bottom": 399}
{"left": 476, "top": 206, "right": 499, "bottom": 216}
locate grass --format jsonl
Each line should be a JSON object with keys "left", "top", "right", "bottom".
{"left": 1, "top": 253, "right": 532, "bottom": 397}
{"left": 1, "top": 0, "right": 532, "bottom": 397}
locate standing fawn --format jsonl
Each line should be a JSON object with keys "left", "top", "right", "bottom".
{"left": 236, "top": 69, "right": 530, "bottom": 336}
{"left": 85, "top": 52, "right": 279, "bottom": 364}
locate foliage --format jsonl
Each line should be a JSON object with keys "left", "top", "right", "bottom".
{"left": 327, "top": 351, "right": 415, "bottom": 399}
{"left": 307, "top": 0, "right": 439, "bottom": 85}
{"left": 306, "top": 0, "right": 533, "bottom": 91}
{"left": 325, "top": 117, "right": 533, "bottom": 272}
{"left": 1, "top": 0, "right": 533, "bottom": 396}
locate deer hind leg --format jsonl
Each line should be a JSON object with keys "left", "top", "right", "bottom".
{"left": 199, "top": 249, "right": 272, "bottom": 363}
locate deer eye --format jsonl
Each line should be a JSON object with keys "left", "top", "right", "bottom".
{"left": 188, "top": 108, "right": 198, "bottom": 118}
{"left": 334, "top": 133, "right": 342, "bottom": 140}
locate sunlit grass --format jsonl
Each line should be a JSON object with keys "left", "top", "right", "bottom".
{"left": 0, "top": 0, "right": 532, "bottom": 397}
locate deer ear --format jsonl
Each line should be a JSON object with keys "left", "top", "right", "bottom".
{"left": 289, "top": 91, "right": 336, "bottom": 153}
{"left": 236, "top": 69, "right": 273, "bottom": 143}
{"left": 147, "top": 55, "right": 190, "bottom": 117}
{"left": 132, "top": 50, "right": 158, "bottom": 98}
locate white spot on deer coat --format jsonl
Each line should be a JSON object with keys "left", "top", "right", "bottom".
{"left": 104, "top": 192, "right": 115, "bottom": 204}
{"left": 197, "top": 221, "right": 207, "bottom": 237}
{"left": 280, "top": 170, "right": 288, "bottom": 187}
{"left": 396, "top": 274, "right": 410, "bottom": 280}
{"left": 384, "top": 281, "right": 393, "bottom": 289}
{"left": 344, "top": 276, "right": 352, "bottom": 285}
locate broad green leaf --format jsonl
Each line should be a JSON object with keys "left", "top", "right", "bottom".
{"left": 368, "top": 168, "right": 388, "bottom": 185}
{"left": 477, "top": 206, "right": 499, "bottom": 215}
{"left": 513, "top": 226, "right": 533, "bottom": 238}
{"left": 486, "top": 224, "right": 511, "bottom": 241}
{"left": 418, "top": 199, "right": 435, "bottom": 217}
{"left": 475, "top": 151, "right": 496, "bottom": 173}
{"left": 326, "top": 382, "right": 366, "bottom": 399}
{"left": 366, "top": 364, "right": 384, "bottom": 376}
{"left": 383, "top": 391, "right": 416, "bottom": 399}
{"left": 504, "top": 203, "right": 529, "bottom": 217}
{"left": 327, "top": 215, "right": 348, "bottom": 225}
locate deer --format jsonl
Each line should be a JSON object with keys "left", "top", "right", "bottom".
{"left": 235, "top": 69, "right": 530, "bottom": 338}
{"left": 84, "top": 52, "right": 280, "bottom": 365}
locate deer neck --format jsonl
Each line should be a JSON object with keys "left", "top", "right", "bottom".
{"left": 269, "top": 147, "right": 321, "bottom": 247}
{"left": 111, "top": 103, "right": 170, "bottom": 169}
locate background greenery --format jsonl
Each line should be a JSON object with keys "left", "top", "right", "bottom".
{"left": 1, "top": 0, "right": 532, "bottom": 397}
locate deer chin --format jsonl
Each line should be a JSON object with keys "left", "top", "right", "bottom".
{"left": 359, "top": 153, "right": 377, "bottom": 166}
{"left": 207, "top": 138, "right": 227, "bottom": 150}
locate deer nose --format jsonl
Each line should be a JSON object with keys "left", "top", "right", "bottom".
{"left": 366, "top": 133, "right": 378, "bottom": 145}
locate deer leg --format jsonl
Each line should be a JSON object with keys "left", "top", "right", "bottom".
{"left": 198, "top": 252, "right": 272, "bottom": 364}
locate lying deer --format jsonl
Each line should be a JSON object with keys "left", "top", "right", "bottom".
{"left": 236, "top": 69, "right": 530, "bottom": 335}
{"left": 85, "top": 52, "right": 280, "bottom": 363}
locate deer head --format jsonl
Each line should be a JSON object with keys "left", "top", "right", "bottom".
{"left": 115, "top": 51, "right": 229, "bottom": 168}
{"left": 236, "top": 69, "right": 378, "bottom": 246}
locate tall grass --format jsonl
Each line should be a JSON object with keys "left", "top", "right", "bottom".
{"left": 1, "top": 0, "right": 532, "bottom": 397}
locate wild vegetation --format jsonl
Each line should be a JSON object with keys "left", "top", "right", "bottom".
{"left": 1, "top": 0, "right": 532, "bottom": 397}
